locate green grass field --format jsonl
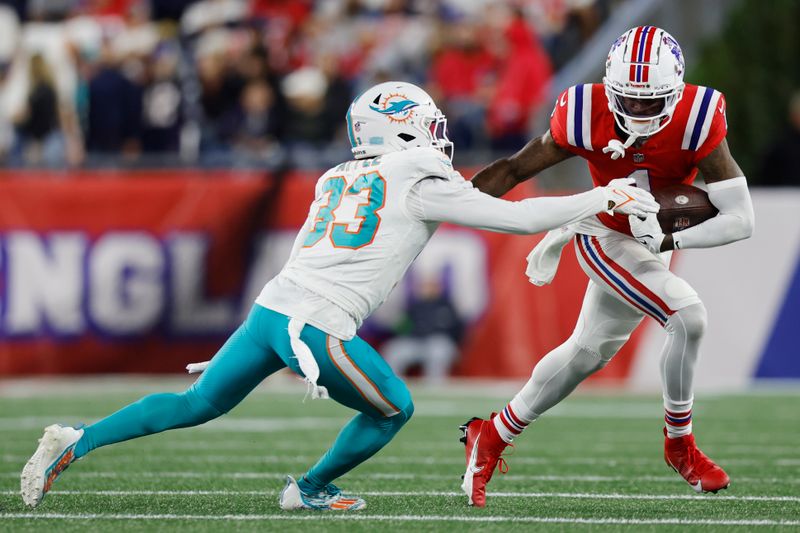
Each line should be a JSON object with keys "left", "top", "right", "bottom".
{"left": 1, "top": 376, "right": 799, "bottom": 531}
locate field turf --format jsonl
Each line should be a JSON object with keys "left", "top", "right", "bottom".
{"left": 1, "top": 376, "right": 798, "bottom": 531}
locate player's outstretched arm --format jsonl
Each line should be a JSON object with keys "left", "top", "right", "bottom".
{"left": 648, "top": 139, "right": 755, "bottom": 251}
{"left": 470, "top": 130, "right": 573, "bottom": 198}
{"left": 407, "top": 177, "right": 657, "bottom": 235}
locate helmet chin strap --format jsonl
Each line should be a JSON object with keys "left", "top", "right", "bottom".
{"left": 602, "top": 132, "right": 638, "bottom": 160}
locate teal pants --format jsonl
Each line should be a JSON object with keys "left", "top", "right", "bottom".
{"left": 74, "top": 305, "right": 414, "bottom": 491}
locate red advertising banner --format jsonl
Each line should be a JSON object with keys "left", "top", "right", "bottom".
{"left": 0, "top": 170, "right": 639, "bottom": 381}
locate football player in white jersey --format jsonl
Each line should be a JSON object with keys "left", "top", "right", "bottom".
{"left": 20, "top": 81, "right": 657, "bottom": 512}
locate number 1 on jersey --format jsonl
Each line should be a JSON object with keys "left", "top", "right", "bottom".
{"left": 303, "top": 171, "right": 386, "bottom": 249}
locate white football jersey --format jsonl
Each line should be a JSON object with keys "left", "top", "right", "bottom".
{"left": 257, "top": 147, "right": 461, "bottom": 339}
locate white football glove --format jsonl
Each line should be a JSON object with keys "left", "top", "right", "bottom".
{"left": 628, "top": 213, "right": 666, "bottom": 254}
{"left": 601, "top": 178, "right": 660, "bottom": 218}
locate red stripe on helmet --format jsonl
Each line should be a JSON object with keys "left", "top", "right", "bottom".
{"left": 643, "top": 26, "right": 657, "bottom": 62}
{"left": 631, "top": 26, "right": 644, "bottom": 62}
{"left": 642, "top": 65, "right": 650, "bottom": 82}
{"left": 629, "top": 65, "right": 637, "bottom": 82}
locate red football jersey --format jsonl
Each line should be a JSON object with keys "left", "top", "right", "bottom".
{"left": 550, "top": 83, "right": 728, "bottom": 234}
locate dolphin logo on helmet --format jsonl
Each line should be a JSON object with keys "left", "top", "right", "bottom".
{"left": 369, "top": 98, "right": 420, "bottom": 117}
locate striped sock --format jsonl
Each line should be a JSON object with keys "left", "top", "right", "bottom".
{"left": 493, "top": 400, "right": 533, "bottom": 443}
{"left": 664, "top": 408, "right": 692, "bottom": 438}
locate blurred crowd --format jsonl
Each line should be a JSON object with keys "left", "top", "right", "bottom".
{"left": 0, "top": 0, "right": 606, "bottom": 168}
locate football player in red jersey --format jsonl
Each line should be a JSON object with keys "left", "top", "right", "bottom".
{"left": 460, "top": 26, "right": 755, "bottom": 507}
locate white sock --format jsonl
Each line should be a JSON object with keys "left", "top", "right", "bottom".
{"left": 664, "top": 398, "right": 693, "bottom": 438}
{"left": 493, "top": 397, "right": 534, "bottom": 443}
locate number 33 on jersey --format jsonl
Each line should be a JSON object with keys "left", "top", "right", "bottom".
{"left": 304, "top": 170, "right": 386, "bottom": 249}
{"left": 285, "top": 147, "right": 459, "bottom": 324}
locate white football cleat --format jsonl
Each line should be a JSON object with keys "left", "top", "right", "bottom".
{"left": 21, "top": 424, "right": 83, "bottom": 508}
{"left": 279, "top": 475, "right": 366, "bottom": 511}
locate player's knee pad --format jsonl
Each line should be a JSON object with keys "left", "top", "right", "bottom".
{"left": 663, "top": 277, "right": 700, "bottom": 307}
{"left": 575, "top": 345, "right": 609, "bottom": 375}
{"left": 552, "top": 338, "right": 608, "bottom": 377}
{"left": 668, "top": 302, "right": 707, "bottom": 341}
{"left": 572, "top": 320, "right": 639, "bottom": 362}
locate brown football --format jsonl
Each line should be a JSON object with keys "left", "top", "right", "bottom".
{"left": 652, "top": 184, "right": 718, "bottom": 234}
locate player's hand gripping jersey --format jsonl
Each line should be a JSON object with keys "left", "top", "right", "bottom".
{"left": 550, "top": 83, "right": 727, "bottom": 235}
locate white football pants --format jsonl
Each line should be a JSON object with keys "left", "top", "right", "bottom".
{"left": 509, "top": 232, "right": 707, "bottom": 421}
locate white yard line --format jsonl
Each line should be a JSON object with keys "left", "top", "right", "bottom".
{"left": 1, "top": 470, "right": 799, "bottom": 485}
{"left": 1, "top": 489, "right": 798, "bottom": 502}
{"left": 0, "top": 512, "right": 797, "bottom": 526}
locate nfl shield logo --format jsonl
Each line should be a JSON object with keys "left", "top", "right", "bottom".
{"left": 633, "top": 153, "right": 645, "bottom": 163}
{"left": 674, "top": 216, "right": 691, "bottom": 230}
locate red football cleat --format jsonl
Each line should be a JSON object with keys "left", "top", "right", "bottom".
{"left": 459, "top": 415, "right": 511, "bottom": 507}
{"left": 664, "top": 429, "right": 730, "bottom": 493}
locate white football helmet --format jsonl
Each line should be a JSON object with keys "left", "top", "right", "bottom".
{"left": 346, "top": 81, "right": 453, "bottom": 160}
{"left": 603, "top": 26, "right": 685, "bottom": 138}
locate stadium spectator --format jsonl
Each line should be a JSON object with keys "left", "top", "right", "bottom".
{"left": 383, "top": 277, "right": 465, "bottom": 384}
{"left": 140, "top": 45, "right": 182, "bottom": 153}
{"left": 358, "top": 0, "right": 434, "bottom": 84}
{"left": 181, "top": 0, "right": 247, "bottom": 36}
{"left": 525, "top": 0, "right": 602, "bottom": 69}
{"left": 11, "top": 52, "right": 84, "bottom": 166}
{"left": 485, "top": 6, "right": 552, "bottom": 151}
{"left": 86, "top": 42, "right": 142, "bottom": 157}
{"left": 26, "top": 0, "right": 72, "bottom": 21}
{"left": 14, "top": 53, "right": 61, "bottom": 164}
{"left": 111, "top": 1, "right": 160, "bottom": 61}
{"left": 74, "top": 0, "right": 144, "bottom": 18}
{"left": 0, "top": 0, "right": 607, "bottom": 167}
{"left": 0, "top": 4, "right": 20, "bottom": 161}
{"left": 759, "top": 90, "right": 800, "bottom": 186}
{"left": 280, "top": 66, "right": 333, "bottom": 145}
{"left": 195, "top": 40, "right": 240, "bottom": 147}
{"left": 428, "top": 19, "right": 495, "bottom": 149}
{"left": 318, "top": 52, "right": 352, "bottom": 143}
{"left": 217, "top": 78, "right": 279, "bottom": 158}
{"left": 150, "top": 0, "right": 198, "bottom": 21}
